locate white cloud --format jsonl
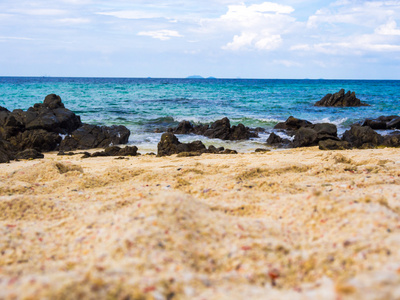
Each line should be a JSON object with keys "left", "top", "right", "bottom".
{"left": 138, "top": 30, "right": 183, "bottom": 41}
{"left": 97, "top": 11, "right": 163, "bottom": 20}
{"left": 202, "top": 2, "right": 296, "bottom": 51}
{"left": 11, "top": 9, "right": 66, "bottom": 16}
{"left": 57, "top": 18, "right": 90, "bottom": 24}
{"left": 376, "top": 20, "right": 400, "bottom": 35}
{"left": 307, "top": 1, "right": 400, "bottom": 29}
{"left": 0, "top": 36, "right": 33, "bottom": 41}
{"left": 273, "top": 59, "right": 302, "bottom": 67}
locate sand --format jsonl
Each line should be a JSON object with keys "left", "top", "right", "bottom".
{"left": 1, "top": 147, "right": 400, "bottom": 299}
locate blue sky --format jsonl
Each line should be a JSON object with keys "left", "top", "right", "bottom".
{"left": 1, "top": 0, "right": 400, "bottom": 79}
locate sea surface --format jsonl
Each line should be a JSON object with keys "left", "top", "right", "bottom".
{"left": 1, "top": 77, "right": 399, "bottom": 153}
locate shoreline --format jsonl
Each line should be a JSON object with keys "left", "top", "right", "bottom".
{"left": 1, "top": 147, "right": 400, "bottom": 299}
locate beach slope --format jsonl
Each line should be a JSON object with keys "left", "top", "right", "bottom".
{"left": 1, "top": 148, "right": 400, "bottom": 299}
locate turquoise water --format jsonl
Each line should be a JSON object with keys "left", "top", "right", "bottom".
{"left": 1, "top": 77, "right": 399, "bottom": 152}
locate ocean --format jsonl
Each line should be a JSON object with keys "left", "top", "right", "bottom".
{"left": 1, "top": 77, "right": 399, "bottom": 153}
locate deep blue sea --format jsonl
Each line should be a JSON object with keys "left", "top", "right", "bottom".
{"left": 1, "top": 77, "right": 399, "bottom": 152}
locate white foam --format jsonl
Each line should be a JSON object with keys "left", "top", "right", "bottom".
{"left": 316, "top": 117, "right": 348, "bottom": 126}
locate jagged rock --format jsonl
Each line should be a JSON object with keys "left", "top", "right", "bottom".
{"left": 157, "top": 133, "right": 181, "bottom": 156}
{"left": 9, "top": 129, "right": 61, "bottom": 152}
{"left": 90, "top": 146, "right": 139, "bottom": 157}
{"left": 293, "top": 127, "right": 319, "bottom": 148}
{"left": 342, "top": 125, "right": 383, "bottom": 148}
{"left": 204, "top": 117, "right": 231, "bottom": 139}
{"left": 315, "top": 89, "right": 369, "bottom": 107}
{"left": 192, "top": 124, "right": 209, "bottom": 136}
{"left": 387, "top": 117, "right": 400, "bottom": 129}
{"left": 177, "top": 152, "right": 202, "bottom": 157}
{"left": 59, "top": 124, "right": 130, "bottom": 151}
{"left": 274, "top": 116, "right": 312, "bottom": 132}
{"left": 15, "top": 149, "right": 44, "bottom": 160}
{"left": 266, "top": 132, "right": 292, "bottom": 147}
{"left": 222, "top": 149, "right": 238, "bottom": 154}
{"left": 157, "top": 133, "right": 208, "bottom": 157}
{"left": 169, "top": 117, "right": 257, "bottom": 141}
{"left": 171, "top": 120, "right": 194, "bottom": 134}
{"left": 1, "top": 94, "right": 81, "bottom": 135}
{"left": 255, "top": 148, "right": 271, "bottom": 153}
{"left": 319, "top": 139, "right": 351, "bottom": 150}
{"left": 381, "top": 133, "right": 400, "bottom": 148}
{"left": 43, "top": 94, "right": 65, "bottom": 109}
{"left": 313, "top": 123, "right": 337, "bottom": 137}
{"left": 0, "top": 138, "right": 16, "bottom": 163}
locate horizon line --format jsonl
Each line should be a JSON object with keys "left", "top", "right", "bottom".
{"left": 0, "top": 75, "right": 399, "bottom": 81}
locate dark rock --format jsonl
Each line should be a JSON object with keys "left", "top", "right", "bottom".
{"left": 267, "top": 132, "right": 283, "bottom": 144}
{"left": 207, "top": 145, "right": 219, "bottom": 153}
{"left": 182, "top": 140, "right": 207, "bottom": 153}
{"left": 319, "top": 139, "right": 351, "bottom": 150}
{"left": 342, "top": 125, "right": 384, "bottom": 148}
{"left": 9, "top": 129, "right": 61, "bottom": 152}
{"left": 222, "top": 149, "right": 238, "bottom": 154}
{"left": 43, "top": 94, "right": 65, "bottom": 109}
{"left": 15, "top": 149, "right": 44, "bottom": 160}
{"left": 204, "top": 117, "right": 231, "bottom": 139}
{"left": 91, "top": 145, "right": 138, "bottom": 157}
{"left": 59, "top": 124, "right": 130, "bottom": 151}
{"left": 177, "top": 152, "right": 202, "bottom": 157}
{"left": 173, "top": 121, "right": 194, "bottom": 134}
{"left": 230, "top": 123, "right": 255, "bottom": 140}
{"left": 157, "top": 133, "right": 207, "bottom": 157}
{"left": 0, "top": 138, "right": 16, "bottom": 163}
{"left": 362, "top": 119, "right": 387, "bottom": 130}
{"left": 312, "top": 123, "right": 337, "bottom": 137}
{"left": 255, "top": 148, "right": 271, "bottom": 153}
{"left": 315, "top": 89, "right": 369, "bottom": 107}
{"left": 0, "top": 106, "right": 10, "bottom": 127}
{"left": 253, "top": 127, "right": 266, "bottom": 133}
{"left": 157, "top": 133, "right": 181, "bottom": 156}
{"left": 293, "top": 127, "right": 318, "bottom": 148}
{"left": 274, "top": 116, "right": 312, "bottom": 132}
{"left": 169, "top": 117, "right": 257, "bottom": 141}
{"left": 381, "top": 133, "right": 400, "bottom": 148}
{"left": 1, "top": 95, "right": 81, "bottom": 136}
{"left": 192, "top": 124, "right": 209, "bottom": 136}
{"left": 387, "top": 117, "right": 400, "bottom": 129}
{"left": 115, "top": 146, "right": 138, "bottom": 156}
{"left": 57, "top": 151, "right": 76, "bottom": 156}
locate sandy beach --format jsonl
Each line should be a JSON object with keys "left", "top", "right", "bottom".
{"left": 1, "top": 147, "right": 400, "bottom": 299}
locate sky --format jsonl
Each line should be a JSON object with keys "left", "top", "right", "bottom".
{"left": 1, "top": 0, "right": 400, "bottom": 79}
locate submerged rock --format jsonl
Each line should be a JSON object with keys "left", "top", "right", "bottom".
{"left": 315, "top": 89, "right": 369, "bottom": 107}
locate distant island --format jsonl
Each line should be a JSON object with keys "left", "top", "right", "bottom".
{"left": 186, "top": 75, "right": 217, "bottom": 79}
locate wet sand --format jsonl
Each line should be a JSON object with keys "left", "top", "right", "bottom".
{"left": 1, "top": 147, "right": 400, "bottom": 299}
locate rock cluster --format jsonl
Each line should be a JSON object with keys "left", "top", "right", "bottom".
{"left": 314, "top": 89, "right": 369, "bottom": 107}
{"left": 0, "top": 94, "right": 131, "bottom": 163}
{"left": 360, "top": 115, "right": 400, "bottom": 130}
{"left": 168, "top": 117, "right": 258, "bottom": 140}
{"left": 269, "top": 115, "right": 400, "bottom": 150}
{"left": 269, "top": 116, "right": 345, "bottom": 149}
{"left": 157, "top": 133, "right": 237, "bottom": 157}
